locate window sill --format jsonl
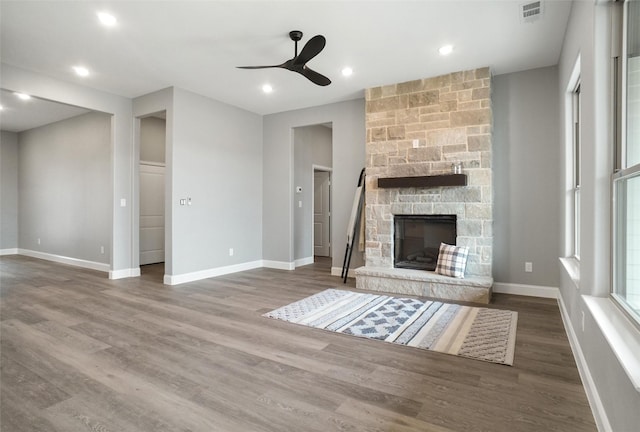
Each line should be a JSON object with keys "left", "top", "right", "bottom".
{"left": 583, "top": 296, "right": 640, "bottom": 393}
{"left": 559, "top": 256, "right": 580, "bottom": 289}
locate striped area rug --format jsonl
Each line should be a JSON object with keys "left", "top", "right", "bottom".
{"left": 264, "top": 288, "right": 518, "bottom": 365}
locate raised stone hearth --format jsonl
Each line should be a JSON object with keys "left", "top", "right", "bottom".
{"left": 356, "top": 67, "right": 494, "bottom": 304}
{"left": 355, "top": 267, "right": 493, "bottom": 304}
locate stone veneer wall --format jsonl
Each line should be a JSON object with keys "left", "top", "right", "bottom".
{"left": 364, "top": 67, "right": 493, "bottom": 277}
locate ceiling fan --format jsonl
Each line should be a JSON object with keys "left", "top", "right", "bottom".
{"left": 237, "top": 30, "right": 331, "bottom": 87}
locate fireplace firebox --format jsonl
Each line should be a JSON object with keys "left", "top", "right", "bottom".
{"left": 394, "top": 215, "right": 456, "bottom": 271}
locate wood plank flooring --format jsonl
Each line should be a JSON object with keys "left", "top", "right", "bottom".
{"left": 0, "top": 255, "right": 596, "bottom": 432}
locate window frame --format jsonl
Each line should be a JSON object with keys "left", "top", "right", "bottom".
{"left": 573, "top": 82, "right": 582, "bottom": 260}
{"left": 612, "top": 0, "right": 640, "bottom": 327}
{"left": 612, "top": 167, "right": 640, "bottom": 325}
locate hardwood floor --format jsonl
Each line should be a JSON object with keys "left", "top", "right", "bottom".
{"left": 0, "top": 255, "right": 596, "bottom": 432}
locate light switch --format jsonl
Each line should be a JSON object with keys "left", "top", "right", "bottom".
{"left": 298, "top": 200, "right": 302, "bottom": 208}
{"left": 180, "top": 199, "right": 186, "bottom": 205}
{"left": 120, "top": 198, "right": 126, "bottom": 207}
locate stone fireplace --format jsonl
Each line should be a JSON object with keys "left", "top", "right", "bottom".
{"left": 355, "top": 67, "right": 494, "bottom": 303}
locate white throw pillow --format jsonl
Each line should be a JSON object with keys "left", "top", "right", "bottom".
{"left": 435, "top": 242, "right": 469, "bottom": 278}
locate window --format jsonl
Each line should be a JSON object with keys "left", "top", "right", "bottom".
{"left": 613, "top": 0, "right": 640, "bottom": 323}
{"left": 565, "top": 56, "right": 581, "bottom": 263}
{"left": 573, "top": 83, "right": 581, "bottom": 260}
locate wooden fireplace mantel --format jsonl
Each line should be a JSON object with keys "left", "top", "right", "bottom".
{"left": 377, "top": 174, "right": 467, "bottom": 189}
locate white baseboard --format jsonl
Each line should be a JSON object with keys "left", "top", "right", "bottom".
{"left": 558, "top": 295, "right": 612, "bottom": 432}
{"left": 493, "top": 282, "right": 559, "bottom": 298}
{"left": 110, "top": 267, "right": 141, "bottom": 279}
{"left": 164, "top": 260, "right": 263, "bottom": 285}
{"left": 262, "top": 260, "right": 295, "bottom": 271}
{"left": 0, "top": 248, "right": 18, "bottom": 256}
{"left": 331, "top": 266, "right": 356, "bottom": 279}
{"left": 18, "top": 249, "right": 110, "bottom": 273}
{"left": 295, "top": 256, "right": 314, "bottom": 267}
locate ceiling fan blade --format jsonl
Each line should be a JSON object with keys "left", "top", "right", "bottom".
{"left": 299, "top": 67, "right": 331, "bottom": 86}
{"left": 237, "top": 65, "right": 282, "bottom": 69}
{"left": 293, "top": 35, "right": 326, "bottom": 65}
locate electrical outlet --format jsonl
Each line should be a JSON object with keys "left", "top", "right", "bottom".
{"left": 525, "top": 262, "right": 533, "bottom": 272}
{"left": 412, "top": 139, "right": 420, "bottom": 148}
{"left": 229, "top": 248, "right": 234, "bottom": 256}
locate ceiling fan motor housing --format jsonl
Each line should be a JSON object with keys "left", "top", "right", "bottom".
{"left": 289, "top": 30, "right": 303, "bottom": 41}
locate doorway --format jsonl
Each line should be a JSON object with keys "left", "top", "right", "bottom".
{"left": 313, "top": 168, "right": 331, "bottom": 257}
{"left": 292, "top": 123, "right": 333, "bottom": 266}
{"left": 138, "top": 113, "right": 166, "bottom": 274}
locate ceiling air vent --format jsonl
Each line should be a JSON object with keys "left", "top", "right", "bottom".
{"left": 520, "top": 1, "right": 543, "bottom": 23}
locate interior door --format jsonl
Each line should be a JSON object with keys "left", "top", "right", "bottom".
{"left": 314, "top": 170, "right": 331, "bottom": 257}
{"left": 140, "top": 163, "right": 165, "bottom": 265}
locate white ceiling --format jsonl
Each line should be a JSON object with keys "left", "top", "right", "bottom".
{"left": 0, "top": 0, "right": 572, "bottom": 121}
{"left": 0, "top": 89, "right": 91, "bottom": 133}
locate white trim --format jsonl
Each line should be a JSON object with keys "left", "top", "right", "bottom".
{"left": 492, "top": 282, "right": 559, "bottom": 298}
{"left": 559, "top": 257, "right": 580, "bottom": 290}
{"left": 262, "top": 260, "right": 295, "bottom": 271}
{"left": 583, "top": 296, "right": 640, "bottom": 392}
{"left": 289, "top": 127, "right": 295, "bottom": 279}
{"left": 312, "top": 164, "right": 332, "bottom": 172}
{"left": 109, "top": 268, "right": 141, "bottom": 279}
{"left": 0, "top": 248, "right": 18, "bottom": 256}
{"left": 17, "top": 249, "right": 110, "bottom": 273}
{"left": 164, "top": 260, "right": 263, "bottom": 285}
{"left": 558, "top": 295, "right": 612, "bottom": 432}
{"left": 139, "top": 160, "right": 166, "bottom": 167}
{"left": 295, "top": 256, "right": 314, "bottom": 267}
{"left": 331, "top": 266, "right": 355, "bottom": 279}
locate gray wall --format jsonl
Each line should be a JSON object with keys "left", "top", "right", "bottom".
{"left": 18, "top": 112, "right": 111, "bottom": 263}
{"left": 493, "top": 66, "right": 560, "bottom": 287}
{"left": 293, "top": 125, "right": 332, "bottom": 261}
{"left": 140, "top": 116, "right": 166, "bottom": 164}
{"left": 263, "top": 99, "right": 366, "bottom": 272}
{"left": 558, "top": 1, "right": 640, "bottom": 430}
{"left": 2, "top": 63, "right": 133, "bottom": 273}
{"left": 1, "top": 131, "right": 19, "bottom": 250}
{"left": 171, "top": 87, "right": 263, "bottom": 276}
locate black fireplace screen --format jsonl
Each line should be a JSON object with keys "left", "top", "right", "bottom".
{"left": 394, "top": 215, "right": 456, "bottom": 271}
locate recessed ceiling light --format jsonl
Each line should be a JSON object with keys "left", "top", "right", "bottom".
{"left": 73, "top": 66, "right": 90, "bottom": 77}
{"left": 14, "top": 92, "right": 31, "bottom": 100}
{"left": 438, "top": 45, "right": 454, "bottom": 56}
{"left": 262, "top": 84, "right": 273, "bottom": 94}
{"left": 341, "top": 67, "right": 353, "bottom": 77}
{"left": 97, "top": 11, "right": 117, "bottom": 27}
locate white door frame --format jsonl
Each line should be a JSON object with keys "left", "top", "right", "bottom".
{"left": 133, "top": 111, "right": 169, "bottom": 278}
{"left": 312, "top": 165, "right": 332, "bottom": 261}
